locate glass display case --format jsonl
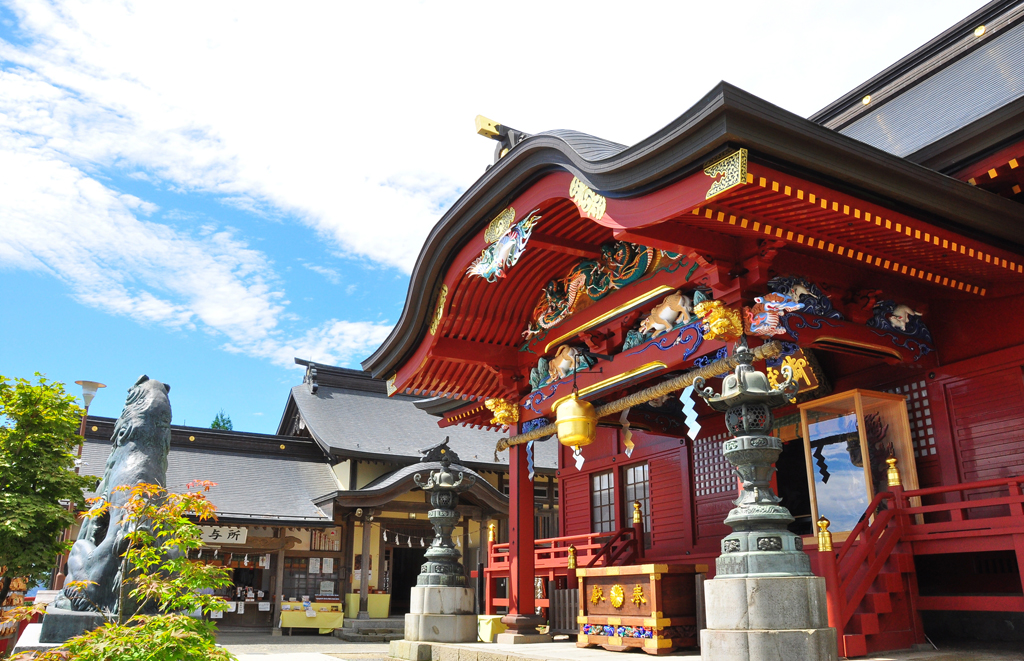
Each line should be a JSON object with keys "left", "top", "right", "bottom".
{"left": 798, "top": 389, "right": 918, "bottom": 535}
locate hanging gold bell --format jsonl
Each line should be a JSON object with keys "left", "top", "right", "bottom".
{"left": 556, "top": 393, "right": 597, "bottom": 447}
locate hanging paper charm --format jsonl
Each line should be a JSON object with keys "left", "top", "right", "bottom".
{"left": 620, "top": 408, "right": 634, "bottom": 458}
{"left": 681, "top": 385, "right": 701, "bottom": 440}
{"left": 573, "top": 445, "right": 586, "bottom": 471}
{"left": 527, "top": 440, "right": 536, "bottom": 482}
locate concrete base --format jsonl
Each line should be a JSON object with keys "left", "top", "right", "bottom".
{"left": 494, "top": 631, "right": 553, "bottom": 644}
{"left": 38, "top": 604, "right": 107, "bottom": 644}
{"left": 701, "top": 575, "right": 837, "bottom": 661}
{"left": 405, "top": 613, "right": 477, "bottom": 643}
{"left": 12, "top": 623, "right": 61, "bottom": 655}
{"left": 701, "top": 628, "right": 838, "bottom": 661}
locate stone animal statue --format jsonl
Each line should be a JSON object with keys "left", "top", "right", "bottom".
{"left": 744, "top": 292, "right": 804, "bottom": 336}
{"left": 54, "top": 375, "right": 173, "bottom": 615}
{"left": 639, "top": 291, "right": 693, "bottom": 337}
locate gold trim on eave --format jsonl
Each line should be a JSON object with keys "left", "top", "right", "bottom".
{"left": 704, "top": 148, "right": 748, "bottom": 199}
{"left": 569, "top": 177, "right": 607, "bottom": 220}
{"left": 386, "top": 375, "right": 398, "bottom": 397}
{"left": 544, "top": 285, "right": 676, "bottom": 353}
{"left": 484, "top": 208, "right": 516, "bottom": 244}
{"left": 550, "top": 362, "right": 667, "bottom": 412}
{"left": 429, "top": 284, "right": 449, "bottom": 335}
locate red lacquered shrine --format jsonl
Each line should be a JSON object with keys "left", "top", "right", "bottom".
{"left": 364, "top": 3, "right": 1024, "bottom": 656}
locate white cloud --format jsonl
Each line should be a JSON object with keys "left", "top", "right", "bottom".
{"left": 301, "top": 262, "right": 342, "bottom": 285}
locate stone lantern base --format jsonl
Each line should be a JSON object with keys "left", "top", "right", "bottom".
{"left": 701, "top": 575, "right": 837, "bottom": 661}
{"left": 403, "top": 586, "right": 477, "bottom": 643}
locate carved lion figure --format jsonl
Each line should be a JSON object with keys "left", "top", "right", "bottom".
{"left": 55, "top": 375, "right": 173, "bottom": 615}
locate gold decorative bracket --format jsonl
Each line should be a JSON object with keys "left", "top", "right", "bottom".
{"left": 484, "top": 207, "right": 516, "bottom": 244}
{"left": 386, "top": 375, "right": 398, "bottom": 397}
{"left": 569, "top": 176, "right": 607, "bottom": 220}
{"left": 429, "top": 284, "right": 449, "bottom": 335}
{"left": 704, "top": 148, "right": 748, "bottom": 199}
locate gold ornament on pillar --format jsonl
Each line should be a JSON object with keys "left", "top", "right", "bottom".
{"left": 556, "top": 393, "right": 597, "bottom": 448}
{"left": 632, "top": 501, "right": 643, "bottom": 524}
{"left": 567, "top": 545, "right": 577, "bottom": 570}
{"left": 886, "top": 454, "right": 902, "bottom": 488}
{"left": 816, "top": 516, "right": 833, "bottom": 553}
{"left": 488, "top": 522, "right": 496, "bottom": 543}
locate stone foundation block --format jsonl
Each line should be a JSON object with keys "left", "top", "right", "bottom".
{"left": 410, "top": 586, "right": 475, "bottom": 615}
{"left": 405, "top": 613, "right": 477, "bottom": 643}
{"left": 389, "top": 639, "right": 434, "bottom": 661}
{"left": 704, "top": 576, "right": 829, "bottom": 631}
{"left": 38, "top": 605, "right": 106, "bottom": 644}
{"left": 700, "top": 627, "right": 838, "bottom": 661}
{"left": 493, "top": 631, "right": 552, "bottom": 644}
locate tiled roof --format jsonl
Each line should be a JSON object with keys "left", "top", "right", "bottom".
{"left": 286, "top": 383, "right": 558, "bottom": 470}
{"left": 80, "top": 438, "right": 339, "bottom": 525}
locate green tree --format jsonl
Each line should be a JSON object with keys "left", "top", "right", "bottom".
{"left": 0, "top": 374, "right": 95, "bottom": 609}
{"left": 210, "top": 410, "right": 232, "bottom": 431}
{"left": 5, "top": 481, "right": 236, "bottom": 661}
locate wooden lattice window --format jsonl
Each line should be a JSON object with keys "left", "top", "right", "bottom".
{"left": 590, "top": 471, "right": 616, "bottom": 533}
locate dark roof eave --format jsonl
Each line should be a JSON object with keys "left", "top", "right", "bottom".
{"left": 362, "top": 81, "right": 1024, "bottom": 380}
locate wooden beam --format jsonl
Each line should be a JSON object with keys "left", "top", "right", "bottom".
{"left": 615, "top": 223, "right": 738, "bottom": 262}
{"left": 529, "top": 232, "right": 602, "bottom": 259}
{"left": 432, "top": 337, "right": 519, "bottom": 369}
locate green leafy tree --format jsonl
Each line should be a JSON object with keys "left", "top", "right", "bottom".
{"left": 5, "top": 481, "right": 236, "bottom": 661}
{"left": 210, "top": 410, "right": 232, "bottom": 431}
{"left": 0, "top": 374, "right": 95, "bottom": 609}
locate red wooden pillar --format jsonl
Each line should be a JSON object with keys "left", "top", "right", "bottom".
{"left": 500, "top": 442, "right": 544, "bottom": 636}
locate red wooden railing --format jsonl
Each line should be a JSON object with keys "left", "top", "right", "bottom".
{"left": 819, "top": 474, "right": 1024, "bottom": 657}
{"left": 484, "top": 516, "right": 644, "bottom": 615}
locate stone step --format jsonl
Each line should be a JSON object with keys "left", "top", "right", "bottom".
{"left": 334, "top": 631, "right": 405, "bottom": 643}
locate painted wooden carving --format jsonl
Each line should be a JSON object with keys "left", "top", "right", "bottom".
{"left": 522, "top": 242, "right": 657, "bottom": 338}
{"left": 529, "top": 345, "right": 596, "bottom": 390}
{"left": 766, "top": 275, "right": 844, "bottom": 320}
{"left": 867, "top": 300, "right": 931, "bottom": 342}
{"left": 639, "top": 291, "right": 693, "bottom": 337}
{"left": 466, "top": 209, "right": 541, "bottom": 282}
{"left": 693, "top": 292, "right": 743, "bottom": 342}
{"left": 744, "top": 292, "right": 804, "bottom": 336}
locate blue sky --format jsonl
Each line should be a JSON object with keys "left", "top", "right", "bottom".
{"left": 0, "top": 1, "right": 988, "bottom": 433}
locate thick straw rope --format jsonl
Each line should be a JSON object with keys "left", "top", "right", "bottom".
{"left": 494, "top": 340, "right": 783, "bottom": 455}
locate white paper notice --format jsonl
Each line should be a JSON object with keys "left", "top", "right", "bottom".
{"left": 282, "top": 604, "right": 291, "bottom": 610}
{"left": 236, "top": 602, "right": 244, "bottom": 615}
{"left": 304, "top": 609, "right": 317, "bottom": 618}
{"left": 308, "top": 558, "right": 321, "bottom": 574}
{"left": 258, "top": 602, "right": 271, "bottom": 611}
{"left": 322, "top": 557, "right": 333, "bottom": 574}
{"left": 225, "top": 602, "right": 237, "bottom": 613}
{"left": 319, "top": 580, "right": 334, "bottom": 595}
{"left": 211, "top": 610, "right": 223, "bottom": 619}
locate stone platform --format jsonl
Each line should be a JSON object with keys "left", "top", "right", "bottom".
{"left": 403, "top": 586, "right": 476, "bottom": 644}
{"left": 701, "top": 575, "right": 837, "bottom": 661}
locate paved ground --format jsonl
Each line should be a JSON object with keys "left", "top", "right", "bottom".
{"left": 216, "top": 631, "right": 1024, "bottom": 661}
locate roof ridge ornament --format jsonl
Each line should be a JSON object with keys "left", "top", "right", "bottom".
{"left": 475, "top": 115, "right": 530, "bottom": 165}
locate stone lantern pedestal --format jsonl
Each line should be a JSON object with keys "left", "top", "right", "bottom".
{"left": 402, "top": 450, "right": 477, "bottom": 644}
{"left": 695, "top": 340, "right": 837, "bottom": 661}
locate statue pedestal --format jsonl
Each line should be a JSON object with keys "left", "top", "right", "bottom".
{"left": 403, "top": 586, "right": 476, "bottom": 643}
{"left": 38, "top": 605, "right": 107, "bottom": 644}
{"left": 700, "top": 576, "right": 837, "bottom": 661}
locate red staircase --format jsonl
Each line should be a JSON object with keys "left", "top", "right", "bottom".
{"left": 819, "top": 475, "right": 1024, "bottom": 657}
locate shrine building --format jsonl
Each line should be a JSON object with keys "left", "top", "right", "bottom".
{"left": 361, "top": 1, "right": 1024, "bottom": 656}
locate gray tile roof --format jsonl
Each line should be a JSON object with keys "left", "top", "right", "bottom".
{"left": 287, "top": 384, "right": 557, "bottom": 470}
{"left": 80, "top": 438, "right": 339, "bottom": 525}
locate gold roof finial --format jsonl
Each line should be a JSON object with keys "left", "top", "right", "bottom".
{"left": 816, "top": 515, "right": 833, "bottom": 553}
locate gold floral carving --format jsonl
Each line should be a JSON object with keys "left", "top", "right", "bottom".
{"left": 610, "top": 584, "right": 625, "bottom": 608}
{"left": 386, "top": 375, "right": 398, "bottom": 397}
{"left": 569, "top": 177, "right": 607, "bottom": 220}
{"left": 429, "top": 284, "right": 449, "bottom": 336}
{"left": 631, "top": 584, "right": 647, "bottom": 607}
{"left": 590, "top": 585, "right": 606, "bottom": 605}
{"left": 484, "top": 398, "right": 519, "bottom": 427}
{"left": 484, "top": 207, "right": 516, "bottom": 244}
{"left": 703, "top": 148, "right": 748, "bottom": 199}
{"left": 694, "top": 300, "right": 744, "bottom": 342}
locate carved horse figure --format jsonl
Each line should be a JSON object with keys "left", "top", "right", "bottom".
{"left": 548, "top": 345, "right": 589, "bottom": 381}
{"left": 55, "top": 375, "right": 173, "bottom": 615}
{"left": 639, "top": 291, "right": 693, "bottom": 337}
